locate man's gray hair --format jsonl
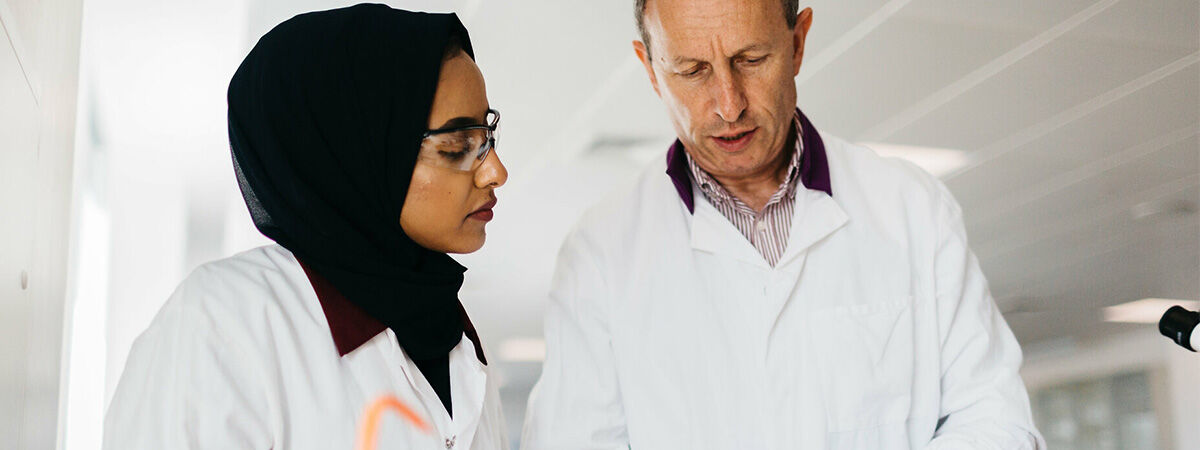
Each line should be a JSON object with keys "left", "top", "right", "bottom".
{"left": 634, "top": 0, "right": 800, "bottom": 58}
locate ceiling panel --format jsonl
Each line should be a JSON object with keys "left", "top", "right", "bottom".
{"left": 997, "top": 206, "right": 1199, "bottom": 343}
{"left": 949, "top": 64, "right": 1199, "bottom": 210}
{"left": 798, "top": 0, "right": 1106, "bottom": 139}
{"left": 1070, "top": 0, "right": 1200, "bottom": 49}
{"left": 982, "top": 184, "right": 1198, "bottom": 294}
{"left": 801, "top": 0, "right": 897, "bottom": 54}
{"left": 899, "top": 0, "right": 1103, "bottom": 32}
{"left": 885, "top": 0, "right": 1197, "bottom": 151}
{"left": 975, "top": 154, "right": 1197, "bottom": 262}
{"left": 797, "top": 15, "right": 1030, "bottom": 138}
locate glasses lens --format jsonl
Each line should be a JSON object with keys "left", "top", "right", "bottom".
{"left": 419, "top": 128, "right": 490, "bottom": 171}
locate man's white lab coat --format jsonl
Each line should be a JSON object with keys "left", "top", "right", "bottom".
{"left": 522, "top": 135, "right": 1044, "bottom": 449}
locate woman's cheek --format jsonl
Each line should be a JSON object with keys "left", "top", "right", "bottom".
{"left": 413, "top": 170, "right": 468, "bottom": 227}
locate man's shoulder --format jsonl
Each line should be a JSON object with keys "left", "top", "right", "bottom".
{"left": 824, "top": 135, "right": 951, "bottom": 210}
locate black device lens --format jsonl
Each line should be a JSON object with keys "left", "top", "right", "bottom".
{"left": 1159, "top": 305, "right": 1200, "bottom": 352}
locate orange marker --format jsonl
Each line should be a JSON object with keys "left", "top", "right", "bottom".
{"left": 356, "top": 394, "right": 432, "bottom": 450}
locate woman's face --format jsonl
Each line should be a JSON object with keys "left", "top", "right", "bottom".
{"left": 400, "top": 50, "right": 508, "bottom": 254}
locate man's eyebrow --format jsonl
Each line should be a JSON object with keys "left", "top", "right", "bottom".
{"left": 671, "top": 55, "right": 706, "bottom": 66}
{"left": 668, "top": 43, "right": 772, "bottom": 66}
{"left": 732, "top": 43, "right": 771, "bottom": 55}
{"left": 434, "top": 116, "right": 483, "bottom": 130}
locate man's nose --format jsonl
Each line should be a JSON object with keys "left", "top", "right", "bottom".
{"left": 712, "top": 71, "right": 747, "bottom": 123}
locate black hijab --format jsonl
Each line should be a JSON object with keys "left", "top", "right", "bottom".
{"left": 227, "top": 4, "right": 475, "bottom": 362}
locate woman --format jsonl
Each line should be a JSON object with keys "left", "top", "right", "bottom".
{"left": 103, "top": 4, "right": 509, "bottom": 449}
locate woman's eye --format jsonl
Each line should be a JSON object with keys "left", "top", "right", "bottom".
{"left": 438, "top": 147, "right": 471, "bottom": 161}
{"left": 434, "top": 136, "right": 474, "bottom": 161}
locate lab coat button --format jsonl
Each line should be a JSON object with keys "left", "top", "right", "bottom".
{"left": 445, "top": 435, "right": 456, "bottom": 449}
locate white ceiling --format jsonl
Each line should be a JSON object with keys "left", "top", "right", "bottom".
{"left": 82, "top": 0, "right": 1199, "bottom": 439}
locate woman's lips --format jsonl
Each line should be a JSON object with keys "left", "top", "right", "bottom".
{"left": 711, "top": 128, "right": 756, "bottom": 152}
{"left": 468, "top": 199, "right": 497, "bottom": 222}
{"left": 468, "top": 209, "right": 494, "bottom": 221}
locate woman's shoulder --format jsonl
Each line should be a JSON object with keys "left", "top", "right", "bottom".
{"left": 192, "top": 244, "right": 300, "bottom": 280}
{"left": 182, "top": 244, "right": 303, "bottom": 300}
{"left": 160, "top": 244, "right": 320, "bottom": 340}
{"left": 106, "top": 247, "right": 295, "bottom": 447}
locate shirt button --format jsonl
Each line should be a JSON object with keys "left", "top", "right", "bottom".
{"left": 756, "top": 220, "right": 767, "bottom": 233}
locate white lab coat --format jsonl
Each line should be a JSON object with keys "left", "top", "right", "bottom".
{"left": 522, "top": 135, "right": 1045, "bottom": 449}
{"left": 103, "top": 245, "right": 508, "bottom": 450}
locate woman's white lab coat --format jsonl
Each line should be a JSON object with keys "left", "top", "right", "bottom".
{"left": 103, "top": 245, "right": 509, "bottom": 450}
{"left": 522, "top": 135, "right": 1045, "bottom": 449}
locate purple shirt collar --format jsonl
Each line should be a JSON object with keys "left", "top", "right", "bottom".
{"left": 666, "top": 108, "right": 831, "bottom": 214}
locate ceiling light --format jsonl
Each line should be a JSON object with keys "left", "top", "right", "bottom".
{"left": 859, "top": 142, "right": 968, "bottom": 178}
{"left": 497, "top": 337, "right": 546, "bottom": 362}
{"left": 1129, "top": 199, "right": 1197, "bottom": 221}
{"left": 1103, "top": 298, "right": 1200, "bottom": 324}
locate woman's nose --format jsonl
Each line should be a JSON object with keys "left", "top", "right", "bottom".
{"left": 475, "top": 150, "right": 508, "bottom": 188}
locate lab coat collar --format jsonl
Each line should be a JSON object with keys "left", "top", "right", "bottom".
{"left": 297, "top": 258, "right": 487, "bottom": 364}
{"left": 665, "top": 107, "right": 833, "bottom": 214}
{"left": 690, "top": 190, "right": 771, "bottom": 268}
{"left": 689, "top": 180, "right": 849, "bottom": 270}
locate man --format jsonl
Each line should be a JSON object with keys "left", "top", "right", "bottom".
{"left": 522, "top": 0, "right": 1045, "bottom": 448}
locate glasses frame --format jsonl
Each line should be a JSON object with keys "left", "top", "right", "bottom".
{"left": 419, "top": 109, "right": 500, "bottom": 170}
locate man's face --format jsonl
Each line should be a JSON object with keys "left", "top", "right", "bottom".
{"left": 635, "top": 0, "right": 812, "bottom": 181}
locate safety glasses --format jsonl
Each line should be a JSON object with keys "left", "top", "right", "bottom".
{"left": 417, "top": 109, "right": 499, "bottom": 172}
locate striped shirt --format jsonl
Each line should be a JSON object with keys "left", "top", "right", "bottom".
{"left": 685, "top": 114, "right": 804, "bottom": 267}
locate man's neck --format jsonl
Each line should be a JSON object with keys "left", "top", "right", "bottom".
{"left": 710, "top": 133, "right": 795, "bottom": 212}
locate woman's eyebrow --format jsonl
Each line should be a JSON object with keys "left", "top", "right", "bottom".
{"left": 434, "top": 116, "right": 484, "bottom": 130}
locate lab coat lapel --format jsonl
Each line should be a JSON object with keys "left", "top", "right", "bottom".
{"left": 449, "top": 338, "right": 488, "bottom": 449}
{"left": 392, "top": 332, "right": 450, "bottom": 432}
{"left": 760, "top": 190, "right": 849, "bottom": 343}
{"left": 689, "top": 193, "right": 772, "bottom": 269}
{"left": 776, "top": 189, "right": 848, "bottom": 269}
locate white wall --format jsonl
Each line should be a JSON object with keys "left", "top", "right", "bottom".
{"left": 0, "top": 0, "right": 83, "bottom": 449}
{"left": 1022, "top": 328, "right": 1200, "bottom": 450}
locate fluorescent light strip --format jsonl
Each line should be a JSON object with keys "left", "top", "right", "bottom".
{"left": 859, "top": 142, "right": 968, "bottom": 178}
{"left": 1103, "top": 298, "right": 1200, "bottom": 324}
{"left": 498, "top": 337, "right": 546, "bottom": 362}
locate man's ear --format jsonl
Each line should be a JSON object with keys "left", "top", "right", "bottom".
{"left": 633, "top": 40, "right": 662, "bottom": 98}
{"left": 792, "top": 7, "right": 813, "bottom": 76}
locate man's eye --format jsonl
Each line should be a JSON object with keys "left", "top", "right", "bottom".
{"left": 742, "top": 56, "right": 766, "bottom": 65}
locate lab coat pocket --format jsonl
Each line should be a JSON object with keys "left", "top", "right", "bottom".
{"left": 810, "top": 297, "right": 914, "bottom": 433}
